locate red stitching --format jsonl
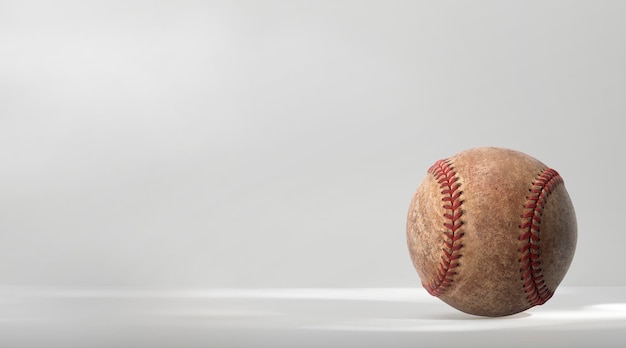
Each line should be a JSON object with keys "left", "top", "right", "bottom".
{"left": 518, "top": 168, "right": 563, "bottom": 306}
{"left": 425, "top": 159, "right": 464, "bottom": 297}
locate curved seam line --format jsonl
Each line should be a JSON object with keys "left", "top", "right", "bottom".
{"left": 518, "top": 168, "right": 563, "bottom": 306}
{"left": 425, "top": 159, "right": 464, "bottom": 297}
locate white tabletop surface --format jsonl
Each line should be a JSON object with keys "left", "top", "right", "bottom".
{"left": 1, "top": 286, "right": 624, "bottom": 348}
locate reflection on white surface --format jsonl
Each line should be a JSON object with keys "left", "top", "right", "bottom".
{"left": 590, "top": 303, "right": 626, "bottom": 312}
{"left": 538, "top": 306, "right": 626, "bottom": 320}
{"left": 308, "top": 304, "right": 626, "bottom": 332}
{"left": 1, "top": 287, "right": 625, "bottom": 348}
{"left": 164, "top": 308, "right": 283, "bottom": 318}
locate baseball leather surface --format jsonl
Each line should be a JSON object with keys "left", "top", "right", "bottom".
{"left": 407, "top": 147, "right": 577, "bottom": 317}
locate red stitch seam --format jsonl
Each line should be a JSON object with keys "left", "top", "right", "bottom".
{"left": 424, "top": 159, "right": 464, "bottom": 297}
{"left": 518, "top": 168, "right": 563, "bottom": 306}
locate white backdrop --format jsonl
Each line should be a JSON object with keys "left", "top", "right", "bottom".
{"left": 1, "top": 1, "right": 624, "bottom": 287}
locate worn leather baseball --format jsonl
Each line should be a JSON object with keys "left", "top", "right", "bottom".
{"left": 407, "top": 147, "right": 577, "bottom": 317}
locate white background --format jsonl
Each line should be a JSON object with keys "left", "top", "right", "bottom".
{"left": 1, "top": 1, "right": 624, "bottom": 288}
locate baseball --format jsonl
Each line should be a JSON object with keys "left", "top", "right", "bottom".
{"left": 407, "top": 147, "right": 577, "bottom": 317}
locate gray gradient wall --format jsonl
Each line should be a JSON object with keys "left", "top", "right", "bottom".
{"left": 1, "top": 1, "right": 624, "bottom": 288}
